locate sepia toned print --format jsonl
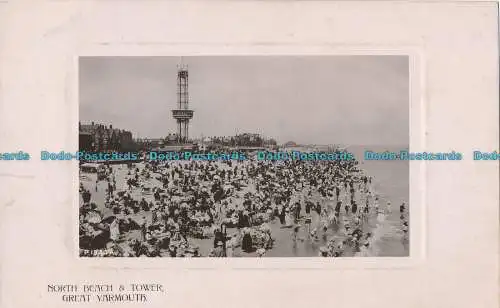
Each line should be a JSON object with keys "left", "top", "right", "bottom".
{"left": 78, "top": 56, "right": 409, "bottom": 258}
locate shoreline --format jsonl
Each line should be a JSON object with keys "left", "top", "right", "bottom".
{"left": 348, "top": 145, "right": 409, "bottom": 257}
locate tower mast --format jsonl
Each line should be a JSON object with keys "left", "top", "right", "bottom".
{"left": 172, "top": 61, "right": 194, "bottom": 143}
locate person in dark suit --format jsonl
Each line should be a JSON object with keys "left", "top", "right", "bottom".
{"left": 241, "top": 229, "right": 253, "bottom": 253}
{"left": 335, "top": 201, "right": 341, "bottom": 213}
{"left": 213, "top": 228, "right": 225, "bottom": 248}
{"left": 212, "top": 241, "right": 225, "bottom": 257}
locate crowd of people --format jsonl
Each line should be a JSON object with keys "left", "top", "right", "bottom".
{"left": 79, "top": 149, "right": 409, "bottom": 257}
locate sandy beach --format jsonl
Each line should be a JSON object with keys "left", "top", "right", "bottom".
{"left": 79, "top": 146, "right": 409, "bottom": 257}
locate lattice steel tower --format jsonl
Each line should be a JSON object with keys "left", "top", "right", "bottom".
{"left": 171, "top": 64, "right": 194, "bottom": 143}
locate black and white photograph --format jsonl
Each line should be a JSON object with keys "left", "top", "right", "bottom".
{"left": 2, "top": 1, "right": 498, "bottom": 307}
{"left": 78, "top": 56, "right": 410, "bottom": 258}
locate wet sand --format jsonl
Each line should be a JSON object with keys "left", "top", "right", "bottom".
{"left": 348, "top": 145, "right": 410, "bottom": 257}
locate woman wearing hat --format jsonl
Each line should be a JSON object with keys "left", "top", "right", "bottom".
{"left": 373, "top": 196, "right": 380, "bottom": 213}
{"left": 109, "top": 217, "right": 120, "bottom": 242}
{"left": 400, "top": 201, "right": 406, "bottom": 213}
{"left": 363, "top": 198, "right": 369, "bottom": 215}
{"left": 315, "top": 202, "right": 322, "bottom": 216}
{"left": 291, "top": 224, "right": 300, "bottom": 245}
{"left": 212, "top": 241, "right": 225, "bottom": 257}
{"left": 344, "top": 202, "right": 350, "bottom": 215}
{"left": 294, "top": 202, "right": 301, "bottom": 222}
{"left": 168, "top": 244, "right": 177, "bottom": 257}
{"left": 352, "top": 201, "right": 358, "bottom": 215}
{"left": 82, "top": 189, "right": 92, "bottom": 204}
{"left": 319, "top": 246, "right": 329, "bottom": 257}
{"left": 213, "top": 227, "right": 225, "bottom": 249}
{"left": 278, "top": 205, "right": 286, "bottom": 226}
{"left": 285, "top": 207, "right": 294, "bottom": 227}
{"left": 256, "top": 248, "right": 266, "bottom": 257}
{"left": 241, "top": 228, "right": 253, "bottom": 253}
{"left": 226, "top": 236, "right": 236, "bottom": 257}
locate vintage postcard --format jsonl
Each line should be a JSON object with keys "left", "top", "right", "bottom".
{"left": 77, "top": 55, "right": 411, "bottom": 259}
{"left": 0, "top": 1, "right": 498, "bottom": 308}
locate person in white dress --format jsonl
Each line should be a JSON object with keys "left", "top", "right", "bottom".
{"left": 285, "top": 207, "right": 294, "bottom": 227}
{"left": 358, "top": 242, "right": 371, "bottom": 257}
{"left": 376, "top": 203, "right": 386, "bottom": 224}
{"left": 256, "top": 248, "right": 266, "bottom": 257}
{"left": 226, "top": 236, "right": 235, "bottom": 257}
{"left": 386, "top": 201, "right": 392, "bottom": 214}
{"left": 109, "top": 218, "right": 120, "bottom": 242}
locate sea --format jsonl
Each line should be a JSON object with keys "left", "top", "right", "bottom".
{"left": 347, "top": 145, "right": 410, "bottom": 257}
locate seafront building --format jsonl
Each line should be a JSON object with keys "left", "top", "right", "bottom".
{"left": 79, "top": 122, "right": 134, "bottom": 152}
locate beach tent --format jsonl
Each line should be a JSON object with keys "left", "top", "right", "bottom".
{"left": 101, "top": 215, "right": 116, "bottom": 224}
{"left": 85, "top": 210, "right": 102, "bottom": 223}
{"left": 80, "top": 163, "right": 100, "bottom": 173}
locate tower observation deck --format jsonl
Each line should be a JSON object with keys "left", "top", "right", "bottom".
{"left": 171, "top": 64, "right": 194, "bottom": 143}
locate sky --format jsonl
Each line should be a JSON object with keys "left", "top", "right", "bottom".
{"left": 79, "top": 56, "right": 409, "bottom": 145}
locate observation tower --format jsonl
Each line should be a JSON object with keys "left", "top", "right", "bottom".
{"left": 171, "top": 64, "right": 194, "bottom": 143}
